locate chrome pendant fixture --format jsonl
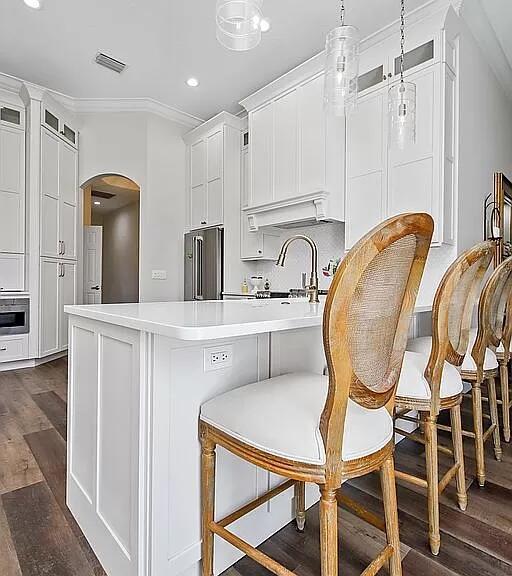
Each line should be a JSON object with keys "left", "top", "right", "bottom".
{"left": 388, "top": 0, "right": 416, "bottom": 149}
{"left": 324, "top": 0, "right": 360, "bottom": 117}
{"left": 216, "top": 0, "right": 264, "bottom": 51}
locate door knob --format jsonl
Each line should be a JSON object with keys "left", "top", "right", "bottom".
{"left": 91, "top": 285, "right": 100, "bottom": 290}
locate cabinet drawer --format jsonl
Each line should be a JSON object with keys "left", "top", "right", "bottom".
{"left": 0, "top": 336, "right": 28, "bottom": 362}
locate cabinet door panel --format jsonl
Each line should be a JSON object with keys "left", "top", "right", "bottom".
{"left": 0, "top": 126, "right": 23, "bottom": 194}
{"left": 346, "top": 172, "right": 384, "bottom": 249}
{"left": 41, "top": 128, "right": 60, "bottom": 199}
{"left": 388, "top": 157, "right": 434, "bottom": 216}
{"left": 250, "top": 103, "right": 273, "bottom": 206}
{"left": 41, "top": 194, "right": 59, "bottom": 257}
{"left": 274, "top": 90, "right": 298, "bottom": 201}
{"left": 190, "top": 184, "right": 207, "bottom": 229}
{"left": 60, "top": 202, "right": 77, "bottom": 260}
{"left": 207, "top": 179, "right": 223, "bottom": 226}
{"left": 59, "top": 141, "right": 77, "bottom": 206}
{"left": 40, "top": 259, "right": 59, "bottom": 356}
{"left": 347, "top": 91, "right": 385, "bottom": 178}
{"left": 299, "top": 75, "right": 326, "bottom": 195}
{"left": 0, "top": 191, "right": 23, "bottom": 252}
{"left": 59, "top": 262, "right": 77, "bottom": 350}
{"left": 207, "top": 131, "right": 222, "bottom": 182}
{"left": 241, "top": 214, "right": 263, "bottom": 259}
{"left": 190, "top": 140, "right": 205, "bottom": 189}
{"left": 0, "top": 254, "right": 24, "bottom": 291}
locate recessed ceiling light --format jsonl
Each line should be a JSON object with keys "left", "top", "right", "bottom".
{"left": 259, "top": 18, "right": 271, "bottom": 33}
{"left": 24, "top": 0, "right": 42, "bottom": 8}
{"left": 186, "top": 77, "right": 199, "bottom": 88}
{"left": 94, "top": 201, "right": 101, "bottom": 206}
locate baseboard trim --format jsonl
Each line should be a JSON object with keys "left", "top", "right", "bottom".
{"left": 0, "top": 350, "right": 67, "bottom": 372}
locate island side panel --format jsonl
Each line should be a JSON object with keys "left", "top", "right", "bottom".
{"left": 151, "top": 332, "right": 307, "bottom": 576}
{"left": 67, "top": 315, "right": 142, "bottom": 576}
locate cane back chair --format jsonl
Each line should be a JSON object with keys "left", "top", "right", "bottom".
{"left": 199, "top": 213, "right": 433, "bottom": 576}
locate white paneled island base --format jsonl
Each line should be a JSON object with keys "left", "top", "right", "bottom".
{"left": 65, "top": 299, "right": 428, "bottom": 576}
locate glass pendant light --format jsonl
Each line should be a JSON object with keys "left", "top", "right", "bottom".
{"left": 324, "top": 0, "right": 360, "bottom": 117}
{"left": 388, "top": 0, "right": 416, "bottom": 149}
{"left": 216, "top": 0, "right": 264, "bottom": 51}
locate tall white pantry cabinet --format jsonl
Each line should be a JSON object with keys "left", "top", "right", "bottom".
{"left": 21, "top": 86, "right": 79, "bottom": 361}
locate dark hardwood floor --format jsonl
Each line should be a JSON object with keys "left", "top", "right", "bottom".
{"left": 1, "top": 358, "right": 511, "bottom": 575}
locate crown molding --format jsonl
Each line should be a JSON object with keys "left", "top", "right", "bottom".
{"left": 183, "top": 111, "right": 245, "bottom": 143}
{"left": 66, "top": 97, "right": 203, "bottom": 129}
{"left": 0, "top": 71, "right": 204, "bottom": 128}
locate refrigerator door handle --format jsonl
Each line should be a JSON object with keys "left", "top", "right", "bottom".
{"left": 193, "top": 236, "right": 204, "bottom": 300}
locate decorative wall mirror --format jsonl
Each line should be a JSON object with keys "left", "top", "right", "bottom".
{"left": 486, "top": 172, "right": 512, "bottom": 266}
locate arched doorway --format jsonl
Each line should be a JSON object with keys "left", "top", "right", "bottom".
{"left": 81, "top": 174, "right": 140, "bottom": 304}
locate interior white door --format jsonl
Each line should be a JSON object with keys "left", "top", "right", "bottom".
{"left": 84, "top": 226, "right": 103, "bottom": 304}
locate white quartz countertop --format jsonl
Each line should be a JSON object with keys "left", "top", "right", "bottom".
{"left": 65, "top": 299, "right": 431, "bottom": 341}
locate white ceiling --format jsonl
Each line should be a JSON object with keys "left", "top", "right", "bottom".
{"left": 1, "top": 0, "right": 427, "bottom": 120}
{"left": 90, "top": 175, "right": 140, "bottom": 215}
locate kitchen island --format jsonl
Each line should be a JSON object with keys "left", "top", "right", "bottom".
{"left": 65, "top": 299, "right": 429, "bottom": 576}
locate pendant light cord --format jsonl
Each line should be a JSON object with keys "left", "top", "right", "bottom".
{"left": 400, "top": 0, "right": 405, "bottom": 83}
{"left": 340, "top": 0, "right": 345, "bottom": 26}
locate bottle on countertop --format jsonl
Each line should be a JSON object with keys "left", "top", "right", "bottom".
{"left": 264, "top": 278, "right": 270, "bottom": 291}
{"left": 241, "top": 279, "right": 249, "bottom": 294}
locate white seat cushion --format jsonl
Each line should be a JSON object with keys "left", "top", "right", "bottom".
{"left": 397, "top": 348, "right": 463, "bottom": 400}
{"left": 200, "top": 373, "right": 393, "bottom": 465}
{"left": 462, "top": 329, "right": 498, "bottom": 371}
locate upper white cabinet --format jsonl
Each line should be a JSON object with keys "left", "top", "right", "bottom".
{"left": 241, "top": 73, "right": 345, "bottom": 230}
{"left": 185, "top": 117, "right": 231, "bottom": 230}
{"left": 344, "top": 11, "right": 457, "bottom": 249}
{"left": 43, "top": 106, "right": 78, "bottom": 149}
{"left": 41, "top": 126, "right": 78, "bottom": 260}
{"left": 0, "top": 100, "right": 25, "bottom": 291}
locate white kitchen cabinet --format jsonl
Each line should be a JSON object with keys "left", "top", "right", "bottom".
{"left": 240, "top": 145, "right": 282, "bottom": 260}
{"left": 186, "top": 124, "right": 225, "bottom": 230}
{"left": 40, "top": 126, "right": 78, "bottom": 259}
{"left": 59, "top": 261, "right": 77, "bottom": 350}
{"left": 0, "top": 254, "right": 24, "bottom": 292}
{"left": 40, "top": 257, "right": 77, "bottom": 356}
{"left": 0, "top": 124, "right": 25, "bottom": 255}
{"left": 242, "top": 73, "right": 344, "bottom": 229}
{"left": 40, "top": 258, "right": 60, "bottom": 356}
{"left": 345, "top": 56, "right": 453, "bottom": 249}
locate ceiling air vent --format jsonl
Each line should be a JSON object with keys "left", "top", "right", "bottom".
{"left": 95, "top": 52, "right": 126, "bottom": 74}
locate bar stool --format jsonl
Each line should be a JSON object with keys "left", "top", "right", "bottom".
{"left": 495, "top": 295, "right": 512, "bottom": 442}
{"left": 457, "top": 256, "right": 512, "bottom": 485}
{"left": 200, "top": 213, "right": 433, "bottom": 576}
{"left": 394, "top": 241, "right": 494, "bottom": 555}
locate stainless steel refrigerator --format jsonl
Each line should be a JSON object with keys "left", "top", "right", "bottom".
{"left": 184, "top": 228, "right": 224, "bottom": 300}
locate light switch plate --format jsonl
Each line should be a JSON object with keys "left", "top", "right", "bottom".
{"left": 152, "top": 270, "right": 167, "bottom": 280}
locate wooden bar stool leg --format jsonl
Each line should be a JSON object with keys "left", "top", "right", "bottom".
{"left": 319, "top": 486, "right": 338, "bottom": 576}
{"left": 294, "top": 481, "right": 306, "bottom": 532}
{"left": 424, "top": 415, "right": 440, "bottom": 555}
{"left": 487, "top": 376, "right": 503, "bottom": 461}
{"left": 450, "top": 404, "right": 467, "bottom": 511}
{"left": 499, "top": 361, "right": 511, "bottom": 442}
{"left": 472, "top": 382, "right": 486, "bottom": 487}
{"left": 201, "top": 437, "right": 216, "bottom": 576}
{"left": 381, "top": 455, "right": 402, "bottom": 576}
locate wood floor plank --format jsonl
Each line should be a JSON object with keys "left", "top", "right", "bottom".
{"left": 31, "top": 391, "right": 67, "bottom": 440}
{"left": 0, "top": 496, "right": 22, "bottom": 576}
{"left": 0, "top": 437, "right": 43, "bottom": 494}
{"left": 341, "top": 482, "right": 512, "bottom": 576}
{"left": 402, "top": 549, "right": 459, "bottom": 576}
{"left": 1, "top": 482, "right": 93, "bottom": 576}
{"left": 25, "top": 429, "right": 107, "bottom": 576}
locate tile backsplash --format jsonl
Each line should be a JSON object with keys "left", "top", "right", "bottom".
{"left": 245, "top": 220, "right": 457, "bottom": 309}
{"left": 246, "top": 221, "right": 346, "bottom": 291}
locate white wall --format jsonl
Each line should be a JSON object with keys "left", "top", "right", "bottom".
{"left": 79, "top": 111, "right": 188, "bottom": 302}
{"left": 458, "top": 18, "right": 512, "bottom": 252}
{"left": 101, "top": 201, "right": 140, "bottom": 304}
